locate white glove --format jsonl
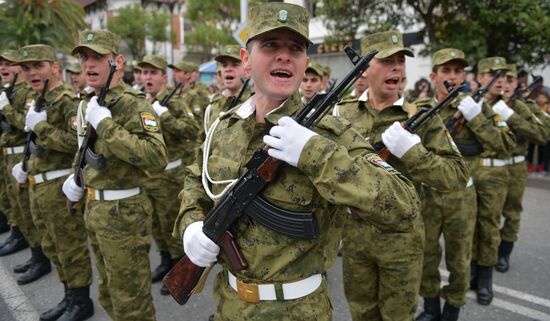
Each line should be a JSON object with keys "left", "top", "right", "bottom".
{"left": 25, "top": 107, "right": 47, "bottom": 131}
{"left": 85, "top": 96, "right": 112, "bottom": 129}
{"left": 492, "top": 100, "right": 514, "bottom": 121}
{"left": 152, "top": 101, "right": 168, "bottom": 116}
{"left": 381, "top": 122, "right": 421, "bottom": 158}
{"left": 183, "top": 221, "right": 220, "bottom": 267}
{"left": 458, "top": 96, "right": 482, "bottom": 121}
{"left": 0, "top": 91, "right": 9, "bottom": 110}
{"left": 263, "top": 116, "right": 318, "bottom": 167}
{"left": 11, "top": 162, "right": 28, "bottom": 184}
{"left": 62, "top": 174, "right": 85, "bottom": 202}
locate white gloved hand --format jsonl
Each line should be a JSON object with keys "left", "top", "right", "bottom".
{"left": 183, "top": 221, "right": 220, "bottom": 267}
{"left": 0, "top": 91, "right": 9, "bottom": 110}
{"left": 62, "top": 174, "right": 85, "bottom": 202}
{"left": 458, "top": 96, "right": 482, "bottom": 121}
{"left": 381, "top": 122, "right": 421, "bottom": 158}
{"left": 152, "top": 101, "right": 168, "bottom": 116}
{"left": 263, "top": 116, "right": 318, "bottom": 167}
{"left": 492, "top": 100, "right": 514, "bottom": 121}
{"left": 85, "top": 96, "right": 112, "bottom": 129}
{"left": 25, "top": 107, "right": 47, "bottom": 131}
{"left": 11, "top": 162, "right": 28, "bottom": 184}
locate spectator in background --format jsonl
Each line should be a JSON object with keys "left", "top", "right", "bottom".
{"left": 527, "top": 90, "right": 550, "bottom": 175}
{"left": 407, "top": 77, "right": 433, "bottom": 101}
{"left": 465, "top": 71, "right": 479, "bottom": 93}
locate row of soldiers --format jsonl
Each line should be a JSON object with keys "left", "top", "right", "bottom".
{"left": 0, "top": 2, "right": 549, "bottom": 321}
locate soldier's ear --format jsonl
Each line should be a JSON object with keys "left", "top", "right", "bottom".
{"left": 114, "top": 54, "right": 125, "bottom": 71}
{"left": 240, "top": 47, "right": 251, "bottom": 75}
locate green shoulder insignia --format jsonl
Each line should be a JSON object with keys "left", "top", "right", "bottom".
{"left": 363, "top": 153, "right": 399, "bottom": 175}
{"left": 315, "top": 115, "right": 351, "bottom": 136}
{"left": 140, "top": 112, "right": 160, "bottom": 132}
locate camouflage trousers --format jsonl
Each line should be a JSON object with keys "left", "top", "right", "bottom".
{"left": 500, "top": 161, "right": 528, "bottom": 243}
{"left": 0, "top": 154, "right": 12, "bottom": 220}
{"left": 343, "top": 215, "right": 425, "bottom": 321}
{"left": 85, "top": 192, "right": 156, "bottom": 321}
{"left": 420, "top": 186, "right": 476, "bottom": 307}
{"left": 5, "top": 154, "right": 41, "bottom": 247}
{"left": 212, "top": 269, "right": 333, "bottom": 321}
{"left": 29, "top": 175, "right": 92, "bottom": 288}
{"left": 144, "top": 167, "right": 185, "bottom": 260}
{"left": 472, "top": 165, "right": 510, "bottom": 266}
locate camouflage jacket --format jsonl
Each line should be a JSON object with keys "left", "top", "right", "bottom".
{"left": 82, "top": 81, "right": 168, "bottom": 189}
{"left": 174, "top": 92, "right": 419, "bottom": 283}
{"left": 504, "top": 98, "right": 548, "bottom": 155}
{"left": 204, "top": 86, "right": 254, "bottom": 132}
{"left": 182, "top": 82, "right": 210, "bottom": 121}
{"left": 1, "top": 81, "right": 32, "bottom": 147}
{"left": 523, "top": 98, "right": 550, "bottom": 140}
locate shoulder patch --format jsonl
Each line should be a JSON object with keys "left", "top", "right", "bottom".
{"left": 363, "top": 153, "right": 399, "bottom": 174}
{"left": 412, "top": 97, "right": 433, "bottom": 108}
{"left": 494, "top": 115, "right": 509, "bottom": 131}
{"left": 140, "top": 112, "right": 160, "bottom": 132}
{"left": 315, "top": 115, "right": 351, "bottom": 136}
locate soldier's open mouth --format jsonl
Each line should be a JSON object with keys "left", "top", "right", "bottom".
{"left": 31, "top": 79, "right": 41, "bottom": 85}
{"left": 87, "top": 72, "right": 98, "bottom": 76}
{"left": 225, "top": 76, "right": 235, "bottom": 80}
{"left": 385, "top": 78, "right": 399, "bottom": 85}
{"left": 271, "top": 70, "right": 292, "bottom": 78}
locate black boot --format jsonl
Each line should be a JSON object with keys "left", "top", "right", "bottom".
{"left": 14, "top": 256, "right": 34, "bottom": 273}
{"left": 40, "top": 283, "right": 71, "bottom": 321}
{"left": 476, "top": 265, "right": 493, "bottom": 305}
{"left": 17, "top": 247, "right": 51, "bottom": 285}
{"left": 469, "top": 260, "right": 477, "bottom": 290}
{"left": 0, "top": 212, "right": 9, "bottom": 234}
{"left": 0, "top": 227, "right": 29, "bottom": 256}
{"left": 495, "top": 241, "right": 514, "bottom": 273}
{"left": 208, "top": 314, "right": 214, "bottom": 321}
{"left": 151, "top": 251, "right": 172, "bottom": 283}
{"left": 57, "top": 286, "right": 94, "bottom": 321}
{"left": 416, "top": 297, "right": 441, "bottom": 321}
{"left": 441, "top": 302, "right": 460, "bottom": 321}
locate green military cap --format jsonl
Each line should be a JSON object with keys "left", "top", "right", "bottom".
{"left": 361, "top": 30, "right": 414, "bottom": 59}
{"left": 0, "top": 49, "right": 19, "bottom": 63}
{"left": 71, "top": 29, "right": 121, "bottom": 56}
{"left": 215, "top": 45, "right": 242, "bottom": 63}
{"left": 168, "top": 60, "right": 195, "bottom": 72}
{"left": 216, "top": 63, "right": 221, "bottom": 73}
{"left": 132, "top": 60, "right": 142, "bottom": 72}
{"left": 431, "top": 48, "right": 468, "bottom": 69}
{"left": 477, "top": 57, "right": 508, "bottom": 74}
{"left": 506, "top": 64, "right": 517, "bottom": 77}
{"left": 66, "top": 63, "right": 82, "bottom": 74}
{"left": 247, "top": 2, "right": 312, "bottom": 45}
{"left": 15, "top": 44, "right": 56, "bottom": 65}
{"left": 138, "top": 55, "right": 167, "bottom": 70}
{"left": 305, "top": 62, "right": 324, "bottom": 77}
{"left": 322, "top": 64, "right": 331, "bottom": 76}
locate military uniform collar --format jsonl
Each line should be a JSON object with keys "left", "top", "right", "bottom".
{"left": 358, "top": 89, "right": 405, "bottom": 110}
{"left": 234, "top": 91, "right": 302, "bottom": 125}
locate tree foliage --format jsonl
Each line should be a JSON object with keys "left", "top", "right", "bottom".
{"left": 315, "top": 0, "right": 550, "bottom": 66}
{"left": 0, "top": 0, "right": 87, "bottom": 52}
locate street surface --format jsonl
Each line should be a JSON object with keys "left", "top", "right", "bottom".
{"left": 1, "top": 176, "right": 549, "bottom": 321}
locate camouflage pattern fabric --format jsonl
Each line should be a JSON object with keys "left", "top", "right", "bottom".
{"left": 174, "top": 92, "right": 419, "bottom": 320}
{"left": 182, "top": 82, "right": 210, "bottom": 122}
{"left": 204, "top": 86, "right": 253, "bottom": 132}
{"left": 500, "top": 162, "right": 528, "bottom": 242}
{"left": 0, "top": 156, "right": 11, "bottom": 221}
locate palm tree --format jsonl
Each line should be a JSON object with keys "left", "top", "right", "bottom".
{"left": 0, "top": 0, "right": 87, "bottom": 52}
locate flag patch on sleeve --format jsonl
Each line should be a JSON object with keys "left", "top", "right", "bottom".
{"left": 140, "top": 112, "right": 159, "bottom": 132}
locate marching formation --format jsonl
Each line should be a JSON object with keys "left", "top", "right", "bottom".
{"left": 0, "top": 2, "right": 549, "bottom": 321}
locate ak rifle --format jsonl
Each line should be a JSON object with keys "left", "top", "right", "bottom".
{"left": 163, "top": 47, "right": 379, "bottom": 305}
{"left": 160, "top": 82, "right": 183, "bottom": 106}
{"left": 21, "top": 78, "right": 49, "bottom": 172}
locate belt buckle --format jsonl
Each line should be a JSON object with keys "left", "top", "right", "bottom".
{"left": 87, "top": 188, "right": 97, "bottom": 201}
{"left": 236, "top": 279, "right": 260, "bottom": 304}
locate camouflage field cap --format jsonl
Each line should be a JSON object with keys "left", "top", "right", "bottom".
{"left": 361, "top": 31, "right": 414, "bottom": 59}
{"left": 305, "top": 62, "right": 324, "bottom": 77}
{"left": 168, "top": 60, "right": 195, "bottom": 72}
{"left": 132, "top": 60, "right": 142, "bottom": 72}
{"left": 247, "top": 2, "right": 312, "bottom": 45}
{"left": 16, "top": 44, "right": 56, "bottom": 64}
{"left": 66, "top": 63, "right": 82, "bottom": 74}
{"left": 506, "top": 64, "right": 517, "bottom": 77}
{"left": 431, "top": 48, "right": 468, "bottom": 69}
{"left": 215, "top": 45, "right": 242, "bottom": 63}
{"left": 138, "top": 55, "right": 167, "bottom": 70}
{"left": 71, "top": 29, "right": 121, "bottom": 56}
{"left": 322, "top": 64, "right": 331, "bottom": 76}
{"left": 0, "top": 49, "right": 19, "bottom": 63}
{"left": 477, "top": 57, "right": 508, "bottom": 74}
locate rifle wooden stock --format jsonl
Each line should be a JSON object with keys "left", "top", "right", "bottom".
{"left": 163, "top": 47, "right": 378, "bottom": 306}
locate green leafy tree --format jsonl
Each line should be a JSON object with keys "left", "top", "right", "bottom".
{"left": 146, "top": 8, "right": 173, "bottom": 54}
{"left": 0, "top": 0, "right": 87, "bottom": 52}
{"left": 108, "top": 4, "right": 147, "bottom": 59}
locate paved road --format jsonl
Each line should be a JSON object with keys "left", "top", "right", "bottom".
{"left": 1, "top": 176, "right": 549, "bottom": 321}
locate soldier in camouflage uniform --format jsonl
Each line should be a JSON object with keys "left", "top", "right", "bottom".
{"left": 300, "top": 62, "right": 324, "bottom": 104}
{"left": 66, "top": 63, "right": 87, "bottom": 93}
{"left": 0, "top": 50, "right": 28, "bottom": 255}
{"left": 169, "top": 60, "right": 210, "bottom": 121}
{"left": 414, "top": 48, "right": 476, "bottom": 321}
{"left": 334, "top": 33, "right": 468, "bottom": 321}
{"left": 8, "top": 44, "right": 94, "bottom": 321}
{"left": 0, "top": 48, "right": 52, "bottom": 286}
{"left": 62, "top": 29, "right": 168, "bottom": 321}
{"left": 173, "top": 3, "right": 419, "bottom": 321}
{"left": 495, "top": 64, "right": 549, "bottom": 273}
{"left": 204, "top": 44, "right": 252, "bottom": 132}
{"left": 463, "top": 57, "right": 516, "bottom": 305}
{"left": 138, "top": 55, "right": 200, "bottom": 294}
